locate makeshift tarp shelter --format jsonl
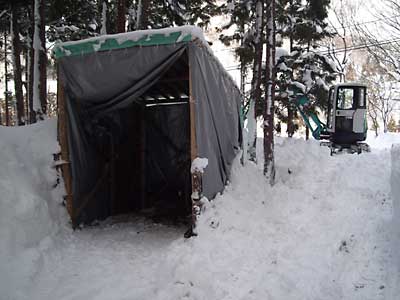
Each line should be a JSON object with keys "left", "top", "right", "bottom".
{"left": 54, "top": 26, "right": 243, "bottom": 227}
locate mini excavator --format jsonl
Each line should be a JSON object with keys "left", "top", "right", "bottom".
{"left": 293, "top": 83, "right": 370, "bottom": 155}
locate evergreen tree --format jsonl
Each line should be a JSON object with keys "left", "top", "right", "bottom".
{"left": 135, "top": 0, "right": 219, "bottom": 30}
{"left": 218, "top": 0, "right": 265, "bottom": 162}
{"left": 274, "top": 0, "right": 336, "bottom": 137}
{"left": 220, "top": 0, "right": 336, "bottom": 142}
{"left": 387, "top": 116, "right": 397, "bottom": 133}
{"left": 47, "top": 0, "right": 99, "bottom": 42}
{"left": 219, "top": 0, "right": 259, "bottom": 94}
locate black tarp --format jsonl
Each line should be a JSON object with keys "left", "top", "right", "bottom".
{"left": 58, "top": 42, "right": 242, "bottom": 225}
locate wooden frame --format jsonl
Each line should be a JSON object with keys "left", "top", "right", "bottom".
{"left": 58, "top": 49, "right": 203, "bottom": 231}
{"left": 57, "top": 70, "right": 74, "bottom": 222}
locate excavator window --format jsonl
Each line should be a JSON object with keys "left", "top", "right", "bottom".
{"left": 327, "top": 87, "right": 335, "bottom": 129}
{"left": 337, "top": 87, "right": 354, "bottom": 110}
{"left": 358, "top": 88, "right": 366, "bottom": 108}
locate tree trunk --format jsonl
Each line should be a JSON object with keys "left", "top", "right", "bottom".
{"left": 32, "top": 0, "right": 44, "bottom": 121}
{"left": 139, "top": 0, "right": 150, "bottom": 30}
{"left": 116, "top": 0, "right": 126, "bottom": 33}
{"left": 24, "top": 50, "right": 29, "bottom": 120}
{"left": 28, "top": 18, "right": 34, "bottom": 123}
{"left": 3, "top": 31, "right": 9, "bottom": 126}
{"left": 127, "top": 3, "right": 135, "bottom": 31}
{"left": 374, "top": 120, "right": 379, "bottom": 137}
{"left": 247, "top": 0, "right": 264, "bottom": 163}
{"left": 240, "top": 61, "right": 246, "bottom": 95}
{"left": 0, "top": 89, "right": 2, "bottom": 125}
{"left": 287, "top": 0, "right": 295, "bottom": 138}
{"left": 287, "top": 107, "right": 295, "bottom": 137}
{"left": 100, "top": 1, "right": 107, "bottom": 35}
{"left": 264, "top": 0, "right": 276, "bottom": 184}
{"left": 11, "top": 3, "right": 25, "bottom": 125}
{"left": 39, "top": 0, "right": 47, "bottom": 114}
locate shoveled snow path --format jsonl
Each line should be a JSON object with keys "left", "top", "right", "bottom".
{"left": 25, "top": 138, "right": 393, "bottom": 300}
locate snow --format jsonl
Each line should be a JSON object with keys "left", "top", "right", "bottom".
{"left": 367, "top": 132, "right": 400, "bottom": 150}
{"left": 227, "top": 0, "right": 235, "bottom": 12}
{"left": 1, "top": 120, "right": 399, "bottom": 299}
{"left": 316, "top": 76, "right": 329, "bottom": 91}
{"left": 55, "top": 25, "right": 207, "bottom": 53}
{"left": 390, "top": 144, "right": 400, "bottom": 298}
{"left": 275, "top": 47, "right": 289, "bottom": 63}
{"left": 190, "top": 157, "right": 209, "bottom": 174}
{"left": 0, "top": 119, "right": 66, "bottom": 299}
{"left": 291, "top": 80, "right": 307, "bottom": 93}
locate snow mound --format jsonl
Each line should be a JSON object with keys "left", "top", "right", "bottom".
{"left": 389, "top": 144, "right": 400, "bottom": 298}
{"left": 367, "top": 132, "right": 400, "bottom": 150}
{"left": 0, "top": 119, "right": 66, "bottom": 299}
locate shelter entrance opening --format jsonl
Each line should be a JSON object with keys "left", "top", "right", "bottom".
{"left": 81, "top": 52, "right": 192, "bottom": 223}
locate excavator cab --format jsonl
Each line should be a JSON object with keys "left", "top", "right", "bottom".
{"left": 324, "top": 83, "right": 369, "bottom": 154}
{"left": 327, "top": 83, "right": 367, "bottom": 145}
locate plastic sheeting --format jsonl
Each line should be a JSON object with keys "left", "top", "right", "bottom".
{"left": 58, "top": 42, "right": 242, "bottom": 225}
{"left": 189, "top": 44, "right": 242, "bottom": 199}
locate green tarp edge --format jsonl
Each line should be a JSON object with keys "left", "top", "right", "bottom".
{"left": 53, "top": 32, "right": 192, "bottom": 59}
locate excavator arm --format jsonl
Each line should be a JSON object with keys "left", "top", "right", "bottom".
{"left": 293, "top": 94, "right": 330, "bottom": 140}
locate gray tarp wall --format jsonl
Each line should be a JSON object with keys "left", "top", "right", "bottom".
{"left": 58, "top": 41, "right": 242, "bottom": 224}
{"left": 189, "top": 44, "right": 242, "bottom": 199}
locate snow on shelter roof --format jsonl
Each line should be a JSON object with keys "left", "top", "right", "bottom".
{"left": 53, "top": 26, "right": 206, "bottom": 59}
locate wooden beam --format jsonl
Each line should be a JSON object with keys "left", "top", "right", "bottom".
{"left": 140, "top": 104, "right": 146, "bottom": 209}
{"left": 185, "top": 57, "right": 202, "bottom": 238}
{"left": 57, "top": 68, "right": 74, "bottom": 223}
{"left": 189, "top": 67, "right": 197, "bottom": 161}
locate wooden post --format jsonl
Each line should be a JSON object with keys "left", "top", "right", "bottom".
{"left": 110, "top": 133, "right": 116, "bottom": 215}
{"left": 185, "top": 56, "right": 202, "bottom": 238}
{"left": 57, "top": 69, "right": 74, "bottom": 222}
{"left": 140, "top": 104, "right": 146, "bottom": 210}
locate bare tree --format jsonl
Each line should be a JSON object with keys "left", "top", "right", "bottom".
{"left": 264, "top": 0, "right": 276, "bottom": 184}
{"left": 361, "top": 56, "right": 398, "bottom": 134}
{"left": 353, "top": 0, "right": 400, "bottom": 81}
{"left": 368, "top": 79, "right": 397, "bottom": 133}
{"left": 325, "top": 0, "right": 357, "bottom": 82}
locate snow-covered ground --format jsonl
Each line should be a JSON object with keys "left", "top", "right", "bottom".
{"left": 1, "top": 119, "right": 399, "bottom": 300}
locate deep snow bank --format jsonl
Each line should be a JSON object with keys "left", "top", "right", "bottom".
{"left": 390, "top": 144, "right": 400, "bottom": 298}
{"left": 0, "top": 119, "right": 65, "bottom": 299}
{"left": 367, "top": 131, "right": 400, "bottom": 150}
